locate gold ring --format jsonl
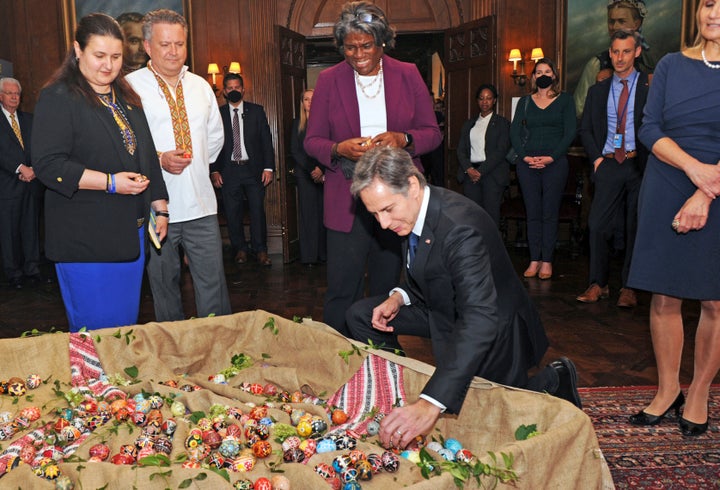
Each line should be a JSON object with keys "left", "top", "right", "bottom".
{"left": 672, "top": 218, "right": 680, "bottom": 230}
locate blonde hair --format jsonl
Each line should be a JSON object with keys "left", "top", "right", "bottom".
{"left": 692, "top": 1, "right": 707, "bottom": 50}
{"left": 298, "top": 89, "right": 313, "bottom": 133}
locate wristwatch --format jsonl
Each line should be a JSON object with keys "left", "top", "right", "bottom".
{"left": 404, "top": 132, "right": 413, "bottom": 148}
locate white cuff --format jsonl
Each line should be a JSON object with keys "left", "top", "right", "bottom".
{"left": 419, "top": 394, "right": 447, "bottom": 413}
{"left": 389, "top": 287, "right": 410, "bottom": 306}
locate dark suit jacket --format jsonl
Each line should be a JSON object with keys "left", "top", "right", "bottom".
{"left": 405, "top": 186, "right": 548, "bottom": 414}
{"left": 304, "top": 55, "right": 442, "bottom": 233}
{"left": 0, "top": 109, "right": 36, "bottom": 199}
{"left": 456, "top": 113, "right": 511, "bottom": 187}
{"left": 580, "top": 70, "right": 650, "bottom": 173}
{"left": 212, "top": 101, "right": 275, "bottom": 176}
{"left": 32, "top": 82, "right": 168, "bottom": 262}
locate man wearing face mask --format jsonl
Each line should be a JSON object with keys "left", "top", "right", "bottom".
{"left": 211, "top": 73, "right": 275, "bottom": 266}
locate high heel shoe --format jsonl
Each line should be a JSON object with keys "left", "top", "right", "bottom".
{"left": 679, "top": 416, "right": 708, "bottom": 436}
{"left": 523, "top": 263, "right": 540, "bottom": 278}
{"left": 628, "top": 392, "right": 684, "bottom": 426}
{"left": 538, "top": 263, "right": 553, "bottom": 280}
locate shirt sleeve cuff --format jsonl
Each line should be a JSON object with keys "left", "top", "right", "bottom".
{"left": 419, "top": 394, "right": 447, "bottom": 413}
{"left": 389, "top": 287, "right": 410, "bottom": 306}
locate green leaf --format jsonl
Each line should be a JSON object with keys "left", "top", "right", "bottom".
{"left": 208, "top": 467, "right": 231, "bottom": 482}
{"left": 292, "top": 315, "right": 303, "bottom": 323}
{"left": 195, "top": 473, "right": 208, "bottom": 481}
{"left": 124, "top": 366, "right": 139, "bottom": 379}
{"left": 178, "top": 479, "right": 192, "bottom": 488}
{"left": 139, "top": 454, "right": 171, "bottom": 467}
{"left": 514, "top": 423, "right": 537, "bottom": 441}
{"left": 189, "top": 411, "right": 206, "bottom": 424}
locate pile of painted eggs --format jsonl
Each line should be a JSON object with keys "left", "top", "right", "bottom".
{"left": 314, "top": 449, "right": 400, "bottom": 489}
{"left": 0, "top": 374, "right": 42, "bottom": 398}
{"left": 420, "top": 438, "right": 476, "bottom": 464}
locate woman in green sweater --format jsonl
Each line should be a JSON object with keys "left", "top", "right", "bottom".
{"left": 510, "top": 57, "right": 577, "bottom": 280}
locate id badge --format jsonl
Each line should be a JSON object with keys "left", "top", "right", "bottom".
{"left": 613, "top": 133, "right": 623, "bottom": 149}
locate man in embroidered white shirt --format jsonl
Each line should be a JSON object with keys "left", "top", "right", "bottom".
{"left": 127, "top": 9, "right": 230, "bottom": 321}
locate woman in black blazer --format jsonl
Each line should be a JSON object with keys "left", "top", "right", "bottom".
{"left": 456, "top": 84, "right": 511, "bottom": 226}
{"left": 32, "top": 13, "right": 168, "bottom": 331}
{"left": 290, "top": 89, "right": 326, "bottom": 266}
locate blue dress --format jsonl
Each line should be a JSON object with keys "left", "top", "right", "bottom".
{"left": 628, "top": 52, "right": 720, "bottom": 300}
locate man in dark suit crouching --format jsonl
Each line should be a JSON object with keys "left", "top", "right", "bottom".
{"left": 346, "top": 146, "right": 581, "bottom": 450}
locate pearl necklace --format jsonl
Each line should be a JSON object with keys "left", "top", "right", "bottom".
{"left": 355, "top": 60, "right": 384, "bottom": 99}
{"left": 701, "top": 49, "right": 720, "bottom": 69}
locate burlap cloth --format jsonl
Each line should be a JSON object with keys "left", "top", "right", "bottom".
{"left": 0, "top": 311, "right": 613, "bottom": 489}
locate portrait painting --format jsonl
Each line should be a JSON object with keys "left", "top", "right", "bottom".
{"left": 565, "top": 0, "right": 684, "bottom": 96}
{"left": 74, "top": 0, "right": 184, "bottom": 20}
{"left": 62, "top": 0, "right": 191, "bottom": 71}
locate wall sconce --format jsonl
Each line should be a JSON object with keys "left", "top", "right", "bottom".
{"left": 207, "top": 63, "right": 220, "bottom": 91}
{"left": 530, "top": 48, "right": 545, "bottom": 62}
{"left": 508, "top": 49, "right": 526, "bottom": 86}
{"left": 509, "top": 48, "right": 544, "bottom": 86}
{"left": 227, "top": 61, "right": 242, "bottom": 74}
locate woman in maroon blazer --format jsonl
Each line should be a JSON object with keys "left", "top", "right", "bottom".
{"left": 304, "top": 1, "right": 441, "bottom": 335}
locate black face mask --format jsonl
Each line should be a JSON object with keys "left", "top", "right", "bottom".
{"left": 225, "top": 90, "right": 243, "bottom": 103}
{"left": 535, "top": 75, "right": 553, "bottom": 89}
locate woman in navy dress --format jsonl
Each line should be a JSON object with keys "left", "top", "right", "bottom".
{"left": 627, "top": 0, "right": 720, "bottom": 436}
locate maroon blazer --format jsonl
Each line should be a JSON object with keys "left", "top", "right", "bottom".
{"left": 304, "top": 55, "right": 441, "bottom": 233}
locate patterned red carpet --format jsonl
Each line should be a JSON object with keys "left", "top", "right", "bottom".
{"left": 580, "top": 386, "right": 720, "bottom": 489}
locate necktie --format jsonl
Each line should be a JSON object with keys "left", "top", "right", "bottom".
{"left": 614, "top": 79, "right": 629, "bottom": 163}
{"left": 408, "top": 232, "right": 419, "bottom": 266}
{"left": 10, "top": 113, "right": 23, "bottom": 149}
{"left": 232, "top": 108, "right": 242, "bottom": 161}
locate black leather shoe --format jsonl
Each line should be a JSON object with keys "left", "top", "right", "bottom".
{"left": 629, "top": 392, "right": 684, "bottom": 426}
{"left": 550, "top": 357, "right": 582, "bottom": 409}
{"left": 680, "top": 416, "right": 708, "bottom": 436}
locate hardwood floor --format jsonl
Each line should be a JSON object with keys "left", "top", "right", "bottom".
{"left": 0, "top": 237, "right": 705, "bottom": 389}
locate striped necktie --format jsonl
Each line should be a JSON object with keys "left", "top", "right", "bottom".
{"left": 10, "top": 113, "right": 23, "bottom": 149}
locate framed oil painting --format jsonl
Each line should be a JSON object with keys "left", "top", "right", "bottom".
{"left": 565, "top": 0, "right": 690, "bottom": 98}
{"left": 61, "top": 0, "right": 192, "bottom": 70}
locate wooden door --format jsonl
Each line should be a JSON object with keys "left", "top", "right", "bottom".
{"left": 444, "top": 16, "right": 496, "bottom": 193}
{"left": 276, "top": 26, "right": 307, "bottom": 263}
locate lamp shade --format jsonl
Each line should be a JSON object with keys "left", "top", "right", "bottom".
{"left": 207, "top": 63, "right": 220, "bottom": 75}
{"left": 228, "top": 61, "right": 242, "bottom": 74}
{"left": 508, "top": 49, "right": 522, "bottom": 62}
{"left": 530, "top": 48, "right": 545, "bottom": 61}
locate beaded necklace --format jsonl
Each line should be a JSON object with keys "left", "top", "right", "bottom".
{"left": 97, "top": 87, "right": 137, "bottom": 155}
{"left": 701, "top": 49, "right": 720, "bottom": 70}
{"left": 355, "top": 60, "right": 384, "bottom": 99}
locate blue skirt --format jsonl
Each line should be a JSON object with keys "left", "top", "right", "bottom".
{"left": 56, "top": 226, "right": 145, "bottom": 332}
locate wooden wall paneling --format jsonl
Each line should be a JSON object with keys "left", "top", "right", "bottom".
{"left": 0, "top": 0, "right": 67, "bottom": 112}
{"left": 277, "top": 26, "right": 307, "bottom": 262}
{"left": 245, "top": 0, "right": 284, "bottom": 255}
{"left": 288, "top": 0, "right": 460, "bottom": 37}
{"left": 444, "top": 16, "right": 495, "bottom": 192}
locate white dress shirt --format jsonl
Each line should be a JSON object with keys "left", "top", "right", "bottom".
{"left": 127, "top": 65, "right": 224, "bottom": 223}
{"left": 469, "top": 112, "right": 492, "bottom": 163}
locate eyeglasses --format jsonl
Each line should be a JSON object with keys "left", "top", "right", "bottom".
{"left": 2, "top": 91, "right": 21, "bottom": 96}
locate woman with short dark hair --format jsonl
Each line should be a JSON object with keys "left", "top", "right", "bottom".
{"left": 456, "top": 84, "right": 511, "bottom": 226}
{"left": 304, "top": 1, "right": 441, "bottom": 335}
